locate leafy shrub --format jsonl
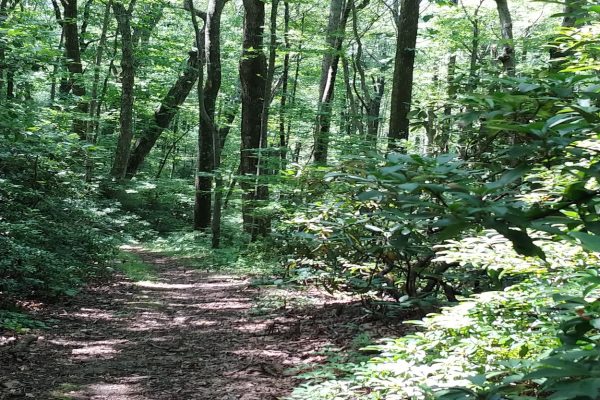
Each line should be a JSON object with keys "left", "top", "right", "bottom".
{"left": 0, "top": 127, "right": 120, "bottom": 302}
{"left": 288, "top": 239, "right": 599, "bottom": 399}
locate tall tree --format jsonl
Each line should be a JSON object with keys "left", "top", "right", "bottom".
{"left": 110, "top": 1, "right": 136, "bottom": 179}
{"left": 194, "top": 0, "right": 227, "bottom": 230}
{"left": 239, "top": 0, "right": 269, "bottom": 238}
{"left": 125, "top": 49, "right": 200, "bottom": 178}
{"left": 388, "top": 0, "right": 420, "bottom": 149}
{"left": 549, "top": 0, "right": 587, "bottom": 64}
{"left": 85, "top": 0, "right": 112, "bottom": 181}
{"left": 350, "top": 0, "right": 385, "bottom": 142}
{"left": 52, "top": 0, "right": 89, "bottom": 139}
{"left": 494, "top": 0, "right": 515, "bottom": 76}
{"left": 313, "top": 0, "right": 352, "bottom": 164}
{"left": 278, "top": 1, "right": 290, "bottom": 167}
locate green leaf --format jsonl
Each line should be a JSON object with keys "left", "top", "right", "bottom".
{"left": 488, "top": 221, "right": 545, "bottom": 259}
{"left": 485, "top": 165, "right": 530, "bottom": 191}
{"left": 357, "top": 190, "right": 385, "bottom": 201}
{"left": 569, "top": 232, "right": 600, "bottom": 252}
{"left": 518, "top": 83, "right": 540, "bottom": 93}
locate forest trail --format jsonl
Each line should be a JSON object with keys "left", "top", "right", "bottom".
{"left": 1, "top": 247, "right": 373, "bottom": 400}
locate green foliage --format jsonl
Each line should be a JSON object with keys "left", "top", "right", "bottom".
{"left": 146, "top": 218, "right": 284, "bottom": 276}
{"left": 288, "top": 239, "right": 599, "bottom": 400}
{"left": 115, "top": 251, "right": 157, "bottom": 282}
{"left": 0, "top": 310, "right": 48, "bottom": 332}
{"left": 286, "top": 11, "right": 600, "bottom": 400}
{"left": 0, "top": 136, "right": 118, "bottom": 300}
{"left": 112, "top": 178, "right": 194, "bottom": 233}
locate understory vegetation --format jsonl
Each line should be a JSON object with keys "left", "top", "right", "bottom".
{"left": 1, "top": 0, "right": 600, "bottom": 398}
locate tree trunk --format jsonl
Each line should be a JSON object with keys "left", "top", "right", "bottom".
{"left": 132, "top": 1, "right": 164, "bottom": 48}
{"left": 494, "top": 0, "right": 515, "bottom": 76}
{"left": 313, "top": 0, "right": 351, "bottom": 164}
{"left": 439, "top": 54, "right": 456, "bottom": 152}
{"left": 85, "top": 0, "right": 112, "bottom": 181}
{"left": 240, "top": 0, "right": 269, "bottom": 238}
{"left": 110, "top": 1, "right": 136, "bottom": 180}
{"left": 285, "top": 10, "right": 305, "bottom": 156}
{"left": 388, "top": 0, "right": 419, "bottom": 150}
{"left": 367, "top": 76, "right": 384, "bottom": 139}
{"left": 195, "top": 0, "right": 227, "bottom": 230}
{"left": 61, "top": 0, "right": 90, "bottom": 139}
{"left": 549, "top": 0, "right": 586, "bottom": 66}
{"left": 278, "top": 1, "right": 290, "bottom": 168}
{"left": 341, "top": 56, "right": 362, "bottom": 137}
{"left": 126, "top": 50, "right": 200, "bottom": 178}
{"left": 0, "top": 0, "right": 8, "bottom": 101}
{"left": 79, "top": 0, "right": 93, "bottom": 52}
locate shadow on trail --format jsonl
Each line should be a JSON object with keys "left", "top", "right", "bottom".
{"left": 1, "top": 247, "right": 399, "bottom": 400}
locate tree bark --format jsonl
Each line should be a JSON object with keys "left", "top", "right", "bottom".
{"left": 132, "top": 1, "right": 164, "bottom": 47}
{"left": 195, "top": 0, "right": 227, "bottom": 230}
{"left": 110, "top": 1, "right": 136, "bottom": 180}
{"left": 549, "top": 0, "right": 586, "bottom": 66}
{"left": 278, "top": 1, "right": 290, "bottom": 167}
{"left": 79, "top": 0, "right": 93, "bottom": 52}
{"left": 85, "top": 0, "right": 112, "bottom": 181}
{"left": 60, "top": 0, "right": 90, "bottom": 139}
{"left": 388, "top": 0, "right": 419, "bottom": 150}
{"left": 285, "top": 10, "right": 305, "bottom": 156}
{"left": 494, "top": 0, "right": 515, "bottom": 76}
{"left": 240, "top": 0, "right": 269, "bottom": 238}
{"left": 0, "top": 0, "right": 8, "bottom": 100}
{"left": 439, "top": 54, "right": 456, "bottom": 152}
{"left": 126, "top": 50, "right": 200, "bottom": 178}
{"left": 313, "top": 0, "right": 352, "bottom": 164}
{"left": 350, "top": 0, "right": 383, "bottom": 142}
{"left": 342, "top": 56, "right": 362, "bottom": 137}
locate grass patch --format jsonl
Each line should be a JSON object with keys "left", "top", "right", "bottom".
{"left": 115, "top": 251, "right": 157, "bottom": 282}
{"left": 144, "top": 224, "right": 284, "bottom": 277}
{"left": 0, "top": 310, "right": 48, "bottom": 332}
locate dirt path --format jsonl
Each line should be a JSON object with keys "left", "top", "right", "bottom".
{"left": 1, "top": 247, "right": 400, "bottom": 400}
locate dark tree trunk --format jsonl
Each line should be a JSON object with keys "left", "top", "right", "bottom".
{"left": 341, "top": 56, "right": 362, "bottom": 137}
{"left": 240, "top": 0, "right": 269, "bottom": 238}
{"left": 494, "top": 0, "right": 515, "bottom": 76}
{"left": 278, "top": 1, "right": 290, "bottom": 167}
{"left": 132, "top": 1, "right": 164, "bottom": 48}
{"left": 6, "top": 69, "right": 13, "bottom": 98}
{"left": 285, "top": 10, "right": 305, "bottom": 156}
{"left": 349, "top": 0, "right": 383, "bottom": 143}
{"left": 195, "top": 0, "right": 226, "bottom": 230}
{"left": 61, "top": 0, "right": 89, "bottom": 139}
{"left": 388, "top": 0, "right": 419, "bottom": 149}
{"left": 0, "top": 0, "right": 7, "bottom": 100}
{"left": 439, "top": 54, "right": 456, "bottom": 152}
{"left": 126, "top": 50, "right": 200, "bottom": 178}
{"left": 110, "top": 1, "right": 136, "bottom": 180}
{"left": 85, "top": 0, "right": 112, "bottom": 181}
{"left": 79, "top": 0, "right": 93, "bottom": 52}
{"left": 366, "top": 76, "right": 384, "bottom": 139}
{"left": 313, "top": 0, "right": 351, "bottom": 164}
{"left": 190, "top": 0, "right": 209, "bottom": 230}
{"left": 549, "top": 0, "right": 586, "bottom": 66}
{"left": 189, "top": 0, "right": 229, "bottom": 244}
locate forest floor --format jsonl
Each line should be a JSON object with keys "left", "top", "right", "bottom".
{"left": 1, "top": 246, "right": 410, "bottom": 400}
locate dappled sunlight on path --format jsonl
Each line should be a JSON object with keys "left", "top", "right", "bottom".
{"left": 1, "top": 247, "right": 387, "bottom": 399}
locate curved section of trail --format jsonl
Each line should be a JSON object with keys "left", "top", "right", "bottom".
{"left": 1, "top": 247, "right": 349, "bottom": 400}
